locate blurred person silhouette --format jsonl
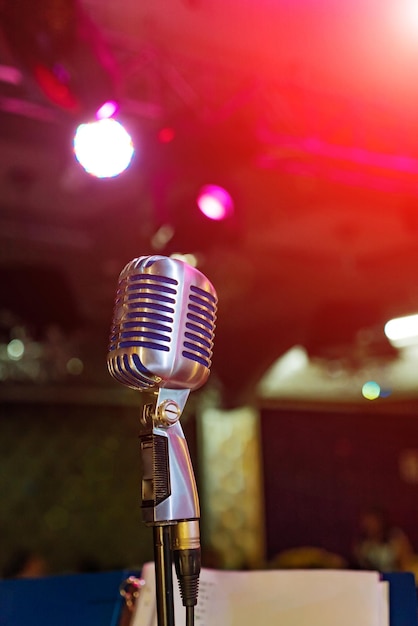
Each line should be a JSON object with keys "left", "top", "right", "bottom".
{"left": 352, "top": 507, "right": 413, "bottom": 572}
{"left": 2, "top": 548, "right": 48, "bottom": 578}
{"left": 269, "top": 546, "right": 346, "bottom": 570}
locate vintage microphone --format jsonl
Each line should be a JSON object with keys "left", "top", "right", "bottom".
{"left": 107, "top": 255, "right": 217, "bottom": 626}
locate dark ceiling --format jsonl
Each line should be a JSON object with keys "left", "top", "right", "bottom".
{"left": 2, "top": 0, "right": 418, "bottom": 406}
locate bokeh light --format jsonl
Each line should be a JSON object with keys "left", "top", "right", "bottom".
{"left": 158, "top": 127, "right": 175, "bottom": 143}
{"left": 7, "top": 338, "right": 24, "bottom": 360}
{"left": 197, "top": 184, "right": 234, "bottom": 221}
{"left": 362, "top": 380, "right": 381, "bottom": 400}
{"left": 95, "top": 100, "right": 119, "bottom": 120}
{"left": 73, "top": 118, "right": 135, "bottom": 178}
{"left": 170, "top": 252, "right": 198, "bottom": 267}
{"left": 66, "top": 357, "right": 84, "bottom": 375}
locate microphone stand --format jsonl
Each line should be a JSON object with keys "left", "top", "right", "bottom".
{"left": 139, "top": 390, "right": 201, "bottom": 626}
{"left": 153, "top": 525, "right": 175, "bottom": 626}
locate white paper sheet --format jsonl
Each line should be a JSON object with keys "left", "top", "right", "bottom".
{"left": 132, "top": 563, "right": 384, "bottom": 626}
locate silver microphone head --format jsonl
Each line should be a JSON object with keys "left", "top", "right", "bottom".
{"left": 107, "top": 255, "right": 217, "bottom": 392}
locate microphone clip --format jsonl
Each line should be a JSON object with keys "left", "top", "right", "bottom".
{"left": 138, "top": 391, "right": 199, "bottom": 526}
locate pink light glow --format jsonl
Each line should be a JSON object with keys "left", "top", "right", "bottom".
{"left": 96, "top": 100, "right": 119, "bottom": 120}
{"left": 390, "top": 0, "right": 418, "bottom": 43}
{"left": 197, "top": 185, "right": 234, "bottom": 221}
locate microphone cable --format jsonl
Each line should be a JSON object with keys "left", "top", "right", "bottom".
{"left": 186, "top": 605, "right": 195, "bottom": 626}
{"left": 172, "top": 520, "right": 201, "bottom": 626}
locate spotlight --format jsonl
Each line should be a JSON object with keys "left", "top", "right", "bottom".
{"left": 197, "top": 185, "right": 234, "bottom": 221}
{"left": 73, "top": 117, "right": 135, "bottom": 178}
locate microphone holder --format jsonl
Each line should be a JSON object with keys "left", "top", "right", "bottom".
{"left": 138, "top": 391, "right": 200, "bottom": 626}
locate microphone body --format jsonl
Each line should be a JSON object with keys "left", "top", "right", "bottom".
{"left": 107, "top": 255, "right": 217, "bottom": 524}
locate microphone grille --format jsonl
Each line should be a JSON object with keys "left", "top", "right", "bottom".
{"left": 108, "top": 256, "right": 217, "bottom": 391}
{"left": 109, "top": 269, "right": 178, "bottom": 353}
{"left": 182, "top": 283, "right": 217, "bottom": 369}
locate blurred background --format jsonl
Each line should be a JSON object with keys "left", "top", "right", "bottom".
{"left": 2, "top": 0, "right": 418, "bottom": 577}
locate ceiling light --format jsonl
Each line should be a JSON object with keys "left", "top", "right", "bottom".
{"left": 384, "top": 313, "right": 418, "bottom": 347}
{"left": 73, "top": 118, "right": 135, "bottom": 178}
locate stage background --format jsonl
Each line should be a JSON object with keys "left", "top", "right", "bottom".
{"left": 0, "top": 399, "right": 198, "bottom": 575}
{"left": 260, "top": 406, "right": 418, "bottom": 565}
